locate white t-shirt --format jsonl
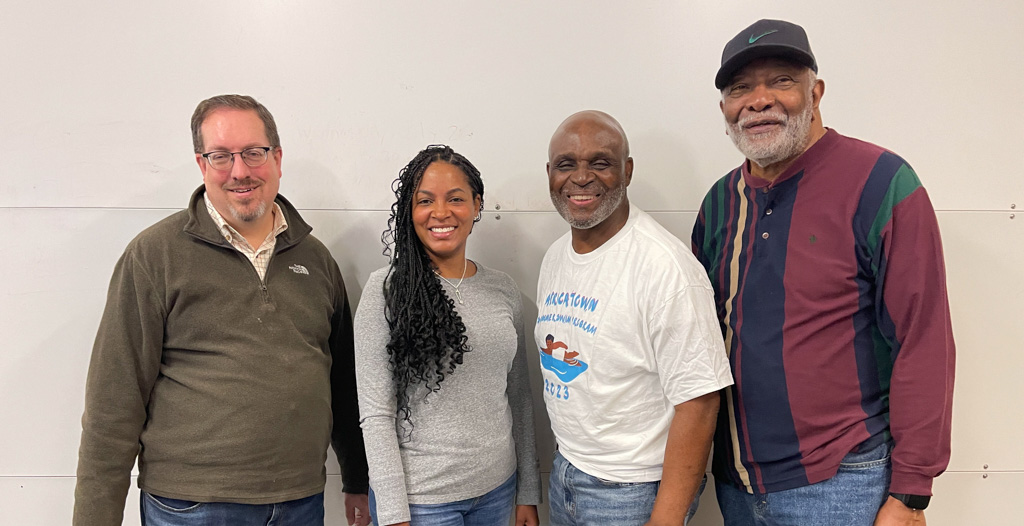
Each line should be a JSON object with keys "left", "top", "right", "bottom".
{"left": 535, "top": 205, "right": 734, "bottom": 482}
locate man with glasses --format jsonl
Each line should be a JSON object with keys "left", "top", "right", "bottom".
{"left": 73, "top": 95, "right": 370, "bottom": 526}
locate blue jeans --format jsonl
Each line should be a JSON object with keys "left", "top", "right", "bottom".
{"left": 140, "top": 491, "right": 324, "bottom": 525}
{"left": 368, "top": 472, "right": 516, "bottom": 526}
{"left": 716, "top": 441, "right": 891, "bottom": 526}
{"left": 548, "top": 451, "right": 703, "bottom": 526}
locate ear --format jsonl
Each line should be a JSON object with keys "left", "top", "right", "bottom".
{"left": 196, "top": 153, "right": 208, "bottom": 179}
{"left": 811, "top": 78, "right": 825, "bottom": 110}
{"left": 474, "top": 194, "right": 483, "bottom": 220}
{"left": 624, "top": 157, "right": 634, "bottom": 186}
{"left": 720, "top": 100, "right": 730, "bottom": 136}
{"left": 272, "top": 146, "right": 283, "bottom": 178}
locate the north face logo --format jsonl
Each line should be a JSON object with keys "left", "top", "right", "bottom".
{"left": 289, "top": 264, "right": 309, "bottom": 275}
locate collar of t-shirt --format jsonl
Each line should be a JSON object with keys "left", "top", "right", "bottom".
{"left": 567, "top": 204, "right": 640, "bottom": 263}
{"left": 203, "top": 192, "right": 288, "bottom": 280}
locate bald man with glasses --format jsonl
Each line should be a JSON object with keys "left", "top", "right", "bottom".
{"left": 74, "top": 94, "right": 370, "bottom": 526}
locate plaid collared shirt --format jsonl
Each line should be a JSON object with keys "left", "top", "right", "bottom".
{"left": 203, "top": 193, "right": 288, "bottom": 281}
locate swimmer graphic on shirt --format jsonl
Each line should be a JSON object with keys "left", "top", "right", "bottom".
{"left": 541, "top": 334, "right": 580, "bottom": 366}
{"left": 539, "top": 334, "right": 589, "bottom": 383}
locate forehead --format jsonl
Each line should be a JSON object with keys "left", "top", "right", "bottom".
{"left": 730, "top": 57, "right": 809, "bottom": 81}
{"left": 200, "top": 108, "right": 268, "bottom": 148}
{"left": 416, "top": 161, "right": 470, "bottom": 191}
{"left": 549, "top": 119, "right": 625, "bottom": 159}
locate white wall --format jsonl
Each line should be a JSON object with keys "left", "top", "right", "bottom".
{"left": 1, "top": 1, "right": 1020, "bottom": 524}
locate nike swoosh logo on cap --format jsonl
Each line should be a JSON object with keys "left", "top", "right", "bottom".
{"left": 749, "top": 29, "right": 778, "bottom": 44}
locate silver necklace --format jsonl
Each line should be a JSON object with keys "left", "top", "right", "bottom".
{"left": 434, "top": 258, "right": 468, "bottom": 305}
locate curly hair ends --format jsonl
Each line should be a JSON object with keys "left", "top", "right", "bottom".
{"left": 380, "top": 145, "right": 485, "bottom": 427}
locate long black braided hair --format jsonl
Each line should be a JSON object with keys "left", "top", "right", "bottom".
{"left": 381, "top": 145, "right": 485, "bottom": 426}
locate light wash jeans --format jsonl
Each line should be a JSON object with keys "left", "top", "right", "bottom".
{"left": 369, "top": 472, "right": 517, "bottom": 526}
{"left": 140, "top": 490, "right": 324, "bottom": 526}
{"left": 548, "top": 451, "right": 702, "bottom": 526}
{"left": 716, "top": 440, "right": 891, "bottom": 526}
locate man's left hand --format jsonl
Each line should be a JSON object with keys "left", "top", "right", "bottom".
{"left": 873, "top": 496, "right": 926, "bottom": 526}
{"left": 343, "top": 492, "right": 371, "bottom": 526}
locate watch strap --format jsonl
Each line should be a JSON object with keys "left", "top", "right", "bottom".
{"left": 890, "top": 492, "right": 930, "bottom": 510}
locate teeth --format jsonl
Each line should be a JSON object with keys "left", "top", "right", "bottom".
{"left": 431, "top": 226, "right": 455, "bottom": 233}
{"left": 570, "top": 195, "right": 595, "bottom": 201}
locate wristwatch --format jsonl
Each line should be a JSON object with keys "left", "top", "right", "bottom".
{"left": 890, "top": 493, "right": 930, "bottom": 510}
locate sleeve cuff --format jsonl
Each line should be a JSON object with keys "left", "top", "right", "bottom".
{"left": 888, "top": 470, "right": 935, "bottom": 496}
{"left": 341, "top": 482, "right": 369, "bottom": 495}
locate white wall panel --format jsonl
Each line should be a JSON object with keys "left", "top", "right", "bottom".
{"left": 0, "top": 209, "right": 175, "bottom": 475}
{"left": 2, "top": 1, "right": 1019, "bottom": 211}
{"left": 939, "top": 212, "right": 1024, "bottom": 472}
{"left": 920, "top": 471, "right": 1016, "bottom": 525}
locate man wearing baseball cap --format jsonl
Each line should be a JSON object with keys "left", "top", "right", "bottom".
{"left": 691, "top": 19, "right": 955, "bottom": 525}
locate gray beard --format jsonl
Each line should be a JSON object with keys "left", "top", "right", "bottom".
{"left": 229, "top": 200, "right": 268, "bottom": 223}
{"left": 551, "top": 182, "right": 627, "bottom": 230}
{"left": 727, "top": 103, "right": 813, "bottom": 168}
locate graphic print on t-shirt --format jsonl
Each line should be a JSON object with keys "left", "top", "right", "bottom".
{"left": 539, "top": 333, "right": 588, "bottom": 383}
{"left": 536, "top": 289, "right": 599, "bottom": 389}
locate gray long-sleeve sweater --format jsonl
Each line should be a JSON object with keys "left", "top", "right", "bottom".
{"left": 354, "top": 263, "right": 541, "bottom": 525}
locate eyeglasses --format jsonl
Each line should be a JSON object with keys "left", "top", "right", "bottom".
{"left": 201, "top": 147, "right": 274, "bottom": 170}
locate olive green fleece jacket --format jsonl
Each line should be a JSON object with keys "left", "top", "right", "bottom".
{"left": 73, "top": 187, "right": 368, "bottom": 525}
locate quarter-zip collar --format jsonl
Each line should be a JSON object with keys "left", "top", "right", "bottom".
{"left": 182, "top": 185, "right": 313, "bottom": 253}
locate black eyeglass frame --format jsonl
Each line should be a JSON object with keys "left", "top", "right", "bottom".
{"left": 200, "top": 146, "right": 275, "bottom": 169}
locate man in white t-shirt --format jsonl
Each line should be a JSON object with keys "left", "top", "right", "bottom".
{"left": 536, "top": 110, "right": 733, "bottom": 525}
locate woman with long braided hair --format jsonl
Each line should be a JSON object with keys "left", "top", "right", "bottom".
{"left": 354, "top": 145, "right": 540, "bottom": 526}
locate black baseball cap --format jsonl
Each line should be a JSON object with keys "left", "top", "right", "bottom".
{"left": 715, "top": 19, "right": 817, "bottom": 90}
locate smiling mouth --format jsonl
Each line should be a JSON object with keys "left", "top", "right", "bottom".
{"left": 744, "top": 120, "right": 782, "bottom": 130}
{"left": 739, "top": 112, "right": 787, "bottom": 133}
{"left": 568, "top": 194, "right": 601, "bottom": 205}
{"left": 430, "top": 226, "right": 455, "bottom": 233}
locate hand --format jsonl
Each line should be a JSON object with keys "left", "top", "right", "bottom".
{"left": 515, "top": 504, "right": 539, "bottom": 526}
{"left": 343, "top": 492, "right": 372, "bottom": 526}
{"left": 873, "top": 496, "right": 926, "bottom": 525}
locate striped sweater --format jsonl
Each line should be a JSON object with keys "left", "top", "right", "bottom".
{"left": 691, "top": 129, "right": 954, "bottom": 496}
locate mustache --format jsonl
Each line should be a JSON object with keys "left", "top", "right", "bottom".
{"left": 561, "top": 181, "right": 608, "bottom": 192}
{"left": 223, "top": 178, "right": 262, "bottom": 190}
{"left": 737, "top": 112, "right": 788, "bottom": 128}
